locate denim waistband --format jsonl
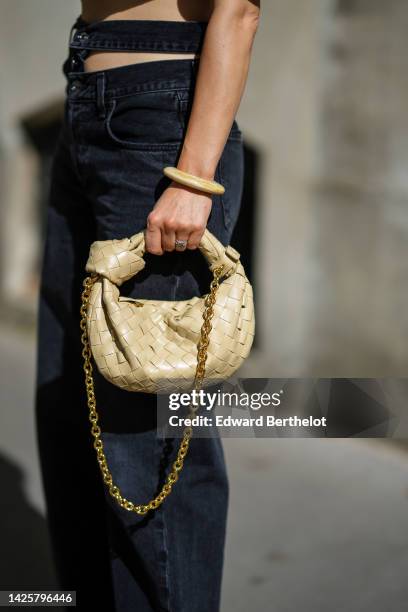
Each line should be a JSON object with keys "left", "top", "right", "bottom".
{"left": 63, "top": 15, "right": 206, "bottom": 101}
{"left": 68, "top": 15, "right": 208, "bottom": 53}
{"left": 66, "top": 58, "right": 200, "bottom": 108}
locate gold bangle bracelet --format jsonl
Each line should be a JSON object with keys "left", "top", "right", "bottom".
{"left": 163, "top": 166, "right": 225, "bottom": 195}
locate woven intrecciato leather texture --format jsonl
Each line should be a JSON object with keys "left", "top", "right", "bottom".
{"left": 85, "top": 229, "right": 255, "bottom": 393}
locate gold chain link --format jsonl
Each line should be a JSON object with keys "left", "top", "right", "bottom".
{"left": 80, "top": 264, "right": 224, "bottom": 516}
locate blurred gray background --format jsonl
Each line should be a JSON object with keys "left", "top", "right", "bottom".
{"left": 0, "top": 1, "right": 408, "bottom": 610}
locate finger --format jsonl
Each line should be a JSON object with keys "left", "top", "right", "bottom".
{"left": 162, "top": 224, "right": 176, "bottom": 252}
{"left": 187, "top": 226, "right": 205, "bottom": 250}
{"left": 145, "top": 216, "right": 163, "bottom": 255}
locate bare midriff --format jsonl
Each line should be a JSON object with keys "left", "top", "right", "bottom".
{"left": 80, "top": 0, "right": 211, "bottom": 72}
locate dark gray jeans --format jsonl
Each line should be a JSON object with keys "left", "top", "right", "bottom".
{"left": 35, "top": 17, "right": 244, "bottom": 612}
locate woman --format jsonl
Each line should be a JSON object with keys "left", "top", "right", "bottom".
{"left": 34, "top": 1, "right": 260, "bottom": 610}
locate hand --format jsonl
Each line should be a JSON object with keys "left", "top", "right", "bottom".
{"left": 145, "top": 182, "right": 213, "bottom": 255}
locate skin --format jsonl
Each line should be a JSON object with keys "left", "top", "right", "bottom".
{"left": 80, "top": 0, "right": 260, "bottom": 254}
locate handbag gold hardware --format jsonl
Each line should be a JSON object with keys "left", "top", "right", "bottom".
{"left": 80, "top": 228, "right": 255, "bottom": 515}
{"left": 80, "top": 264, "right": 224, "bottom": 515}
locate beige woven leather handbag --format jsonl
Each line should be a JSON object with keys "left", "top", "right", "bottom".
{"left": 79, "top": 228, "right": 255, "bottom": 515}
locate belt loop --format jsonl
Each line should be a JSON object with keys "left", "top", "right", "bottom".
{"left": 96, "top": 73, "right": 106, "bottom": 119}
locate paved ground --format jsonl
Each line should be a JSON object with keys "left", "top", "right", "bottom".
{"left": 0, "top": 323, "right": 408, "bottom": 611}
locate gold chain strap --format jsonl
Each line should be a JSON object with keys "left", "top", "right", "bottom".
{"left": 79, "top": 264, "right": 224, "bottom": 516}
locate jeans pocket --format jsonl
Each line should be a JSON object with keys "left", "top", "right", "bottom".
{"left": 104, "top": 90, "right": 185, "bottom": 151}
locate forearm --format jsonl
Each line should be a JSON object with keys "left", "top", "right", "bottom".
{"left": 176, "top": 3, "right": 260, "bottom": 181}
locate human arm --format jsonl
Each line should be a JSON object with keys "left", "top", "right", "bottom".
{"left": 145, "top": 0, "right": 260, "bottom": 254}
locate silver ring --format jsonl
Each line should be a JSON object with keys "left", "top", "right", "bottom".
{"left": 175, "top": 239, "right": 188, "bottom": 251}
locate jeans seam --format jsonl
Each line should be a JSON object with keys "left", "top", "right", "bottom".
{"left": 161, "top": 504, "right": 172, "bottom": 611}
{"left": 96, "top": 72, "right": 107, "bottom": 119}
{"left": 67, "top": 105, "right": 88, "bottom": 189}
{"left": 175, "top": 90, "right": 187, "bottom": 133}
{"left": 110, "top": 87, "right": 190, "bottom": 101}
{"left": 67, "top": 87, "right": 192, "bottom": 104}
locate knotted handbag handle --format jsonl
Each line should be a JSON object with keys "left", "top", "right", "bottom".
{"left": 85, "top": 227, "right": 241, "bottom": 285}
